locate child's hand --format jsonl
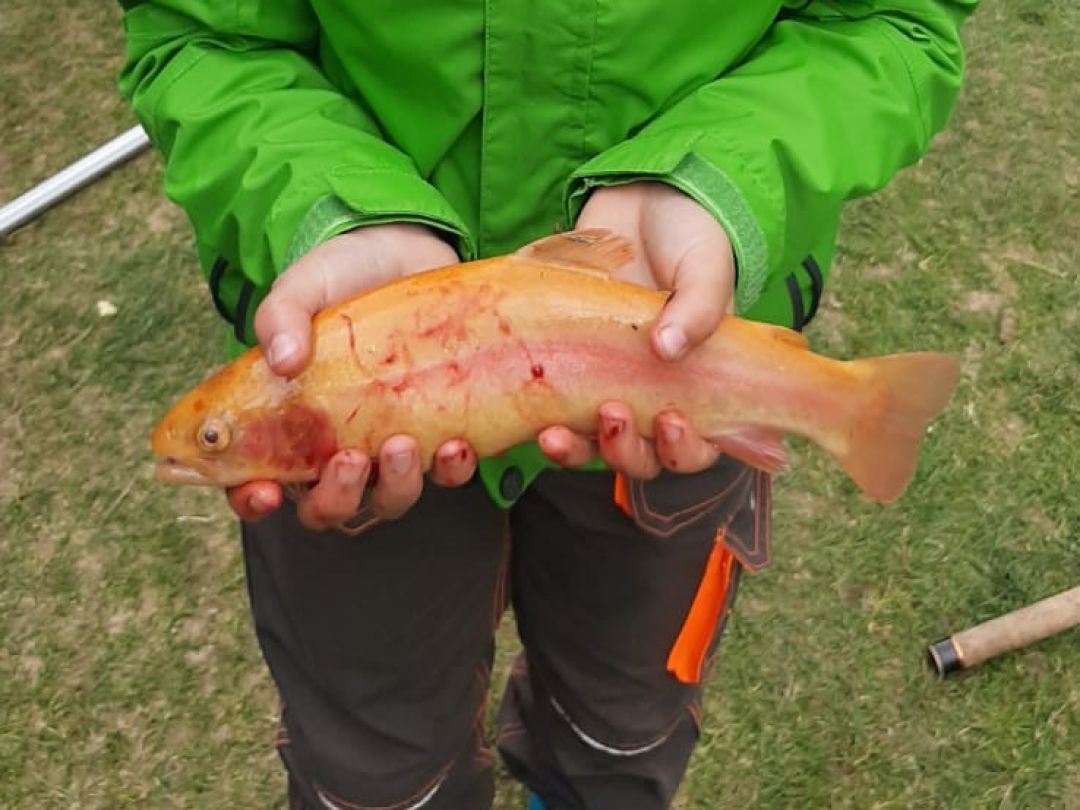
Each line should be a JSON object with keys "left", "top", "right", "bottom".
{"left": 227, "top": 224, "right": 478, "bottom": 529}
{"left": 538, "top": 182, "right": 736, "bottom": 479}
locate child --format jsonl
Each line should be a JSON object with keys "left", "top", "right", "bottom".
{"left": 119, "top": 1, "right": 976, "bottom": 807}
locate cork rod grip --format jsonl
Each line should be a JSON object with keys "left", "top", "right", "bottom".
{"left": 928, "top": 585, "right": 1080, "bottom": 677}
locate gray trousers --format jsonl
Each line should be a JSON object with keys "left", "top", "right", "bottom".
{"left": 244, "top": 459, "right": 770, "bottom": 810}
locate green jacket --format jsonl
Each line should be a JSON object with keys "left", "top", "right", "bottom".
{"left": 118, "top": 0, "right": 975, "bottom": 506}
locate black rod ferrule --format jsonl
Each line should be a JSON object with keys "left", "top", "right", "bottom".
{"left": 927, "top": 638, "right": 963, "bottom": 677}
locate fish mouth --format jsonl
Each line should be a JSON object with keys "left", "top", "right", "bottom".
{"left": 154, "top": 456, "right": 213, "bottom": 486}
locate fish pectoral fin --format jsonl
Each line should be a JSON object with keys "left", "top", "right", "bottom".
{"left": 709, "top": 427, "right": 790, "bottom": 474}
{"left": 514, "top": 228, "right": 635, "bottom": 276}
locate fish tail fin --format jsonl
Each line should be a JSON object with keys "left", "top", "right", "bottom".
{"left": 832, "top": 353, "right": 960, "bottom": 503}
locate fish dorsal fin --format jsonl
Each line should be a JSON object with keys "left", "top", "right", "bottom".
{"left": 514, "top": 228, "right": 634, "bottom": 276}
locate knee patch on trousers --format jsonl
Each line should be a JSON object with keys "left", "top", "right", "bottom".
{"left": 550, "top": 695, "right": 686, "bottom": 758}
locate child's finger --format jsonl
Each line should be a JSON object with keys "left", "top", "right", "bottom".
{"left": 226, "top": 481, "right": 283, "bottom": 522}
{"left": 654, "top": 411, "right": 720, "bottom": 473}
{"left": 596, "top": 401, "right": 661, "bottom": 480}
{"left": 538, "top": 426, "right": 598, "bottom": 468}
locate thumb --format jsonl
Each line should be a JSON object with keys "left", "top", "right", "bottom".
{"left": 253, "top": 226, "right": 459, "bottom": 377}
{"left": 253, "top": 262, "right": 328, "bottom": 378}
{"left": 253, "top": 235, "right": 377, "bottom": 377}
{"left": 653, "top": 240, "right": 734, "bottom": 362}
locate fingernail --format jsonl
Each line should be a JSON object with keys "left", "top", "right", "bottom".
{"left": 251, "top": 491, "right": 276, "bottom": 512}
{"left": 336, "top": 458, "right": 364, "bottom": 486}
{"left": 388, "top": 449, "right": 413, "bottom": 476}
{"left": 659, "top": 421, "right": 683, "bottom": 444}
{"left": 539, "top": 432, "right": 565, "bottom": 459}
{"left": 439, "top": 442, "right": 465, "bottom": 464}
{"left": 657, "top": 325, "right": 687, "bottom": 360}
{"left": 268, "top": 333, "right": 301, "bottom": 369}
{"left": 601, "top": 415, "right": 625, "bottom": 441}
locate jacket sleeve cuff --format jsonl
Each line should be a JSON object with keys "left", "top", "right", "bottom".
{"left": 280, "top": 168, "right": 477, "bottom": 272}
{"left": 565, "top": 143, "right": 770, "bottom": 314}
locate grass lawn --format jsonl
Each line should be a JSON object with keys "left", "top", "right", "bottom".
{"left": 1, "top": 1, "right": 1078, "bottom": 807}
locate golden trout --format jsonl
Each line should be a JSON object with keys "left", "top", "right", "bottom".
{"left": 151, "top": 230, "right": 959, "bottom": 502}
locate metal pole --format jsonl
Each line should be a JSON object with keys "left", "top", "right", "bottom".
{"left": 0, "top": 124, "right": 151, "bottom": 238}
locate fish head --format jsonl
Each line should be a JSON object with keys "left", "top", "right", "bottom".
{"left": 150, "top": 355, "right": 338, "bottom": 488}
{"left": 151, "top": 402, "right": 248, "bottom": 487}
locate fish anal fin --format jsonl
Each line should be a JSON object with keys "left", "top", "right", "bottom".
{"left": 710, "top": 427, "right": 790, "bottom": 474}
{"left": 514, "top": 228, "right": 634, "bottom": 276}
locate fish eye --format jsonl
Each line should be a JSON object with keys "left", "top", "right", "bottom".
{"left": 197, "top": 418, "right": 230, "bottom": 452}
